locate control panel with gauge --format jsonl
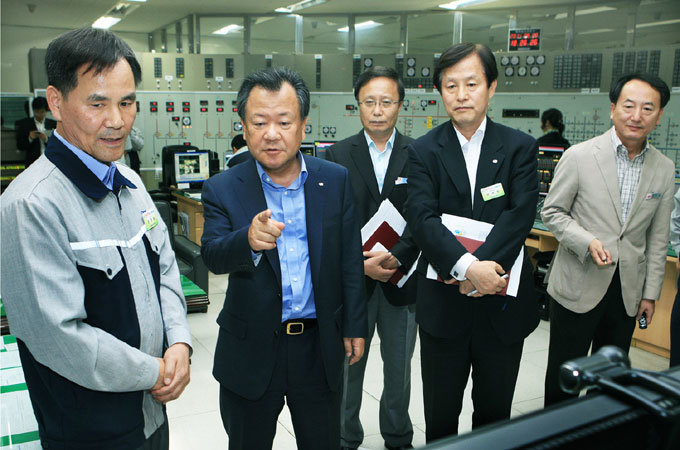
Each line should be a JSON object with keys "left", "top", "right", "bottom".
{"left": 59, "top": 45, "right": 676, "bottom": 189}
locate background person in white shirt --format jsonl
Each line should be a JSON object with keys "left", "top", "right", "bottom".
{"left": 15, "top": 96, "right": 56, "bottom": 167}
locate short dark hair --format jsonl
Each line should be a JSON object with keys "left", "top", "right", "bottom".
{"left": 31, "top": 96, "right": 48, "bottom": 111}
{"left": 231, "top": 133, "right": 247, "bottom": 150}
{"left": 353, "top": 66, "right": 405, "bottom": 102}
{"left": 236, "top": 67, "right": 310, "bottom": 121}
{"left": 609, "top": 72, "right": 670, "bottom": 108}
{"left": 45, "top": 27, "right": 142, "bottom": 97}
{"left": 433, "top": 43, "right": 498, "bottom": 93}
{"left": 541, "top": 108, "right": 565, "bottom": 136}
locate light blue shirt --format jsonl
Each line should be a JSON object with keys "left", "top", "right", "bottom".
{"left": 256, "top": 153, "right": 316, "bottom": 322}
{"left": 364, "top": 128, "right": 396, "bottom": 193}
{"left": 54, "top": 130, "right": 117, "bottom": 190}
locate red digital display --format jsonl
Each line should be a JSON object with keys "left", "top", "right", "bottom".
{"left": 183, "top": 107, "right": 190, "bottom": 112}
{"left": 171, "top": 116, "right": 180, "bottom": 122}
{"left": 428, "top": 100, "right": 437, "bottom": 105}
{"left": 232, "top": 107, "right": 238, "bottom": 112}
{"left": 182, "top": 102, "right": 190, "bottom": 106}
{"left": 508, "top": 28, "right": 540, "bottom": 51}
{"left": 200, "top": 107, "right": 208, "bottom": 112}
{"left": 166, "top": 107, "right": 174, "bottom": 112}
{"left": 216, "top": 107, "right": 224, "bottom": 112}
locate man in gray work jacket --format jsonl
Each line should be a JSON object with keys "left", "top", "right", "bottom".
{"left": 1, "top": 28, "right": 191, "bottom": 450}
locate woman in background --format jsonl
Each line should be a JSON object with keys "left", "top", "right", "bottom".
{"left": 537, "top": 108, "right": 570, "bottom": 149}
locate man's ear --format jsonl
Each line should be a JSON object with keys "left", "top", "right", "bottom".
{"left": 46, "top": 86, "right": 63, "bottom": 122}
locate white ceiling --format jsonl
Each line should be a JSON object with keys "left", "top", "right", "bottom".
{"left": 1, "top": 0, "right": 658, "bottom": 34}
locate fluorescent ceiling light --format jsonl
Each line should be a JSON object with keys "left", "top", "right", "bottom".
{"left": 92, "top": 16, "right": 121, "bottom": 29}
{"left": 213, "top": 24, "right": 243, "bottom": 35}
{"left": 490, "top": 23, "right": 507, "bottom": 29}
{"left": 127, "top": 0, "right": 147, "bottom": 2}
{"left": 636, "top": 18, "right": 680, "bottom": 29}
{"left": 338, "top": 20, "right": 381, "bottom": 32}
{"left": 275, "top": 0, "right": 327, "bottom": 13}
{"left": 439, "top": 0, "right": 496, "bottom": 10}
{"left": 554, "top": 6, "right": 616, "bottom": 20}
{"left": 579, "top": 28, "right": 615, "bottom": 35}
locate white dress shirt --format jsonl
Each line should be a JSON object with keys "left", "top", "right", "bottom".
{"left": 33, "top": 118, "right": 47, "bottom": 153}
{"left": 364, "top": 128, "right": 396, "bottom": 193}
{"left": 450, "top": 117, "right": 487, "bottom": 281}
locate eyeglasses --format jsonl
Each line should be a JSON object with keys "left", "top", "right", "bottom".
{"left": 358, "top": 99, "right": 400, "bottom": 109}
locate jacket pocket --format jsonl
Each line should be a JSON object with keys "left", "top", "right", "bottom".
{"left": 72, "top": 247, "right": 124, "bottom": 280}
{"left": 217, "top": 311, "right": 247, "bottom": 339}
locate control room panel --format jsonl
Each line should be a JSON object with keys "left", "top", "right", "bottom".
{"left": 37, "top": 45, "right": 680, "bottom": 189}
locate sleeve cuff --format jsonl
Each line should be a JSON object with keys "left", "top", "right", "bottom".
{"left": 166, "top": 328, "right": 194, "bottom": 356}
{"left": 451, "top": 253, "right": 478, "bottom": 281}
{"left": 252, "top": 250, "right": 262, "bottom": 267}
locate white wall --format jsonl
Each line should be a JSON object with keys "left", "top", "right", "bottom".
{"left": 1, "top": 25, "right": 149, "bottom": 93}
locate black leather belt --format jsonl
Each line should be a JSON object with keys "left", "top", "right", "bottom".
{"left": 281, "top": 318, "right": 317, "bottom": 335}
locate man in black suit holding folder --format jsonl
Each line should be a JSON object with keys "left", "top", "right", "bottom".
{"left": 405, "top": 43, "right": 539, "bottom": 442}
{"left": 326, "top": 67, "right": 419, "bottom": 450}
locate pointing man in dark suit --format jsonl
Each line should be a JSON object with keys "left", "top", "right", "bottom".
{"left": 326, "top": 67, "right": 419, "bottom": 450}
{"left": 405, "top": 43, "right": 539, "bottom": 442}
{"left": 15, "top": 96, "right": 57, "bottom": 168}
{"left": 200, "top": 67, "right": 367, "bottom": 450}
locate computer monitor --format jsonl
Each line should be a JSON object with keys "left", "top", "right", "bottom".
{"left": 314, "top": 141, "right": 336, "bottom": 159}
{"left": 300, "top": 142, "right": 315, "bottom": 157}
{"left": 174, "top": 150, "right": 210, "bottom": 187}
{"left": 537, "top": 145, "right": 565, "bottom": 196}
{"left": 161, "top": 144, "right": 199, "bottom": 188}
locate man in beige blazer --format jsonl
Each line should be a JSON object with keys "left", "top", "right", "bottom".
{"left": 541, "top": 72, "right": 674, "bottom": 406}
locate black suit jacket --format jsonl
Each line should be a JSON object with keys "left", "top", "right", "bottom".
{"left": 15, "top": 117, "right": 57, "bottom": 167}
{"left": 405, "top": 119, "right": 539, "bottom": 345}
{"left": 325, "top": 130, "right": 419, "bottom": 306}
{"left": 201, "top": 155, "right": 367, "bottom": 400}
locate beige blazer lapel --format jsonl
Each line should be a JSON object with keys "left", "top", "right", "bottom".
{"left": 621, "top": 145, "right": 660, "bottom": 234}
{"left": 593, "top": 133, "right": 623, "bottom": 227}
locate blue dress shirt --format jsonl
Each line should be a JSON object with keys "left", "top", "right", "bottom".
{"left": 54, "top": 130, "right": 118, "bottom": 190}
{"left": 256, "top": 154, "right": 316, "bottom": 322}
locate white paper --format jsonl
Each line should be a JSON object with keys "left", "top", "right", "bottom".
{"left": 361, "top": 199, "right": 417, "bottom": 287}
{"left": 361, "top": 199, "right": 406, "bottom": 245}
{"left": 426, "top": 213, "right": 523, "bottom": 297}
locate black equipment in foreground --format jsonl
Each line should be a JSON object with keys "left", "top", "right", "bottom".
{"left": 426, "top": 346, "right": 680, "bottom": 449}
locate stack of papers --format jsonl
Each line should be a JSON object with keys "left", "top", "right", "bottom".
{"left": 425, "top": 214, "right": 523, "bottom": 297}
{"left": 361, "top": 200, "right": 417, "bottom": 288}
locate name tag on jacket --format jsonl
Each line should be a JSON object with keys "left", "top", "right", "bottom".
{"left": 481, "top": 183, "right": 505, "bottom": 201}
{"left": 645, "top": 192, "right": 661, "bottom": 200}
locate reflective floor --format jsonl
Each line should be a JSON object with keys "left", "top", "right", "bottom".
{"left": 167, "top": 272, "right": 670, "bottom": 449}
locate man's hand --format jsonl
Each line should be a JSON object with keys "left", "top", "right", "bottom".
{"left": 363, "top": 251, "right": 397, "bottom": 282}
{"left": 588, "top": 238, "right": 612, "bottom": 267}
{"left": 38, "top": 131, "right": 48, "bottom": 142}
{"left": 465, "top": 260, "right": 506, "bottom": 295}
{"left": 458, "top": 279, "right": 482, "bottom": 297}
{"left": 151, "top": 343, "right": 191, "bottom": 404}
{"left": 636, "top": 299, "right": 655, "bottom": 325}
{"left": 343, "top": 337, "right": 365, "bottom": 365}
{"left": 248, "top": 209, "right": 285, "bottom": 252}
{"left": 28, "top": 130, "right": 40, "bottom": 140}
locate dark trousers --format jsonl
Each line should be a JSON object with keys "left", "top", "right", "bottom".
{"left": 544, "top": 269, "right": 636, "bottom": 406}
{"left": 219, "top": 327, "right": 342, "bottom": 450}
{"left": 671, "top": 277, "right": 680, "bottom": 367}
{"left": 135, "top": 418, "right": 169, "bottom": 450}
{"left": 419, "top": 311, "right": 524, "bottom": 443}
